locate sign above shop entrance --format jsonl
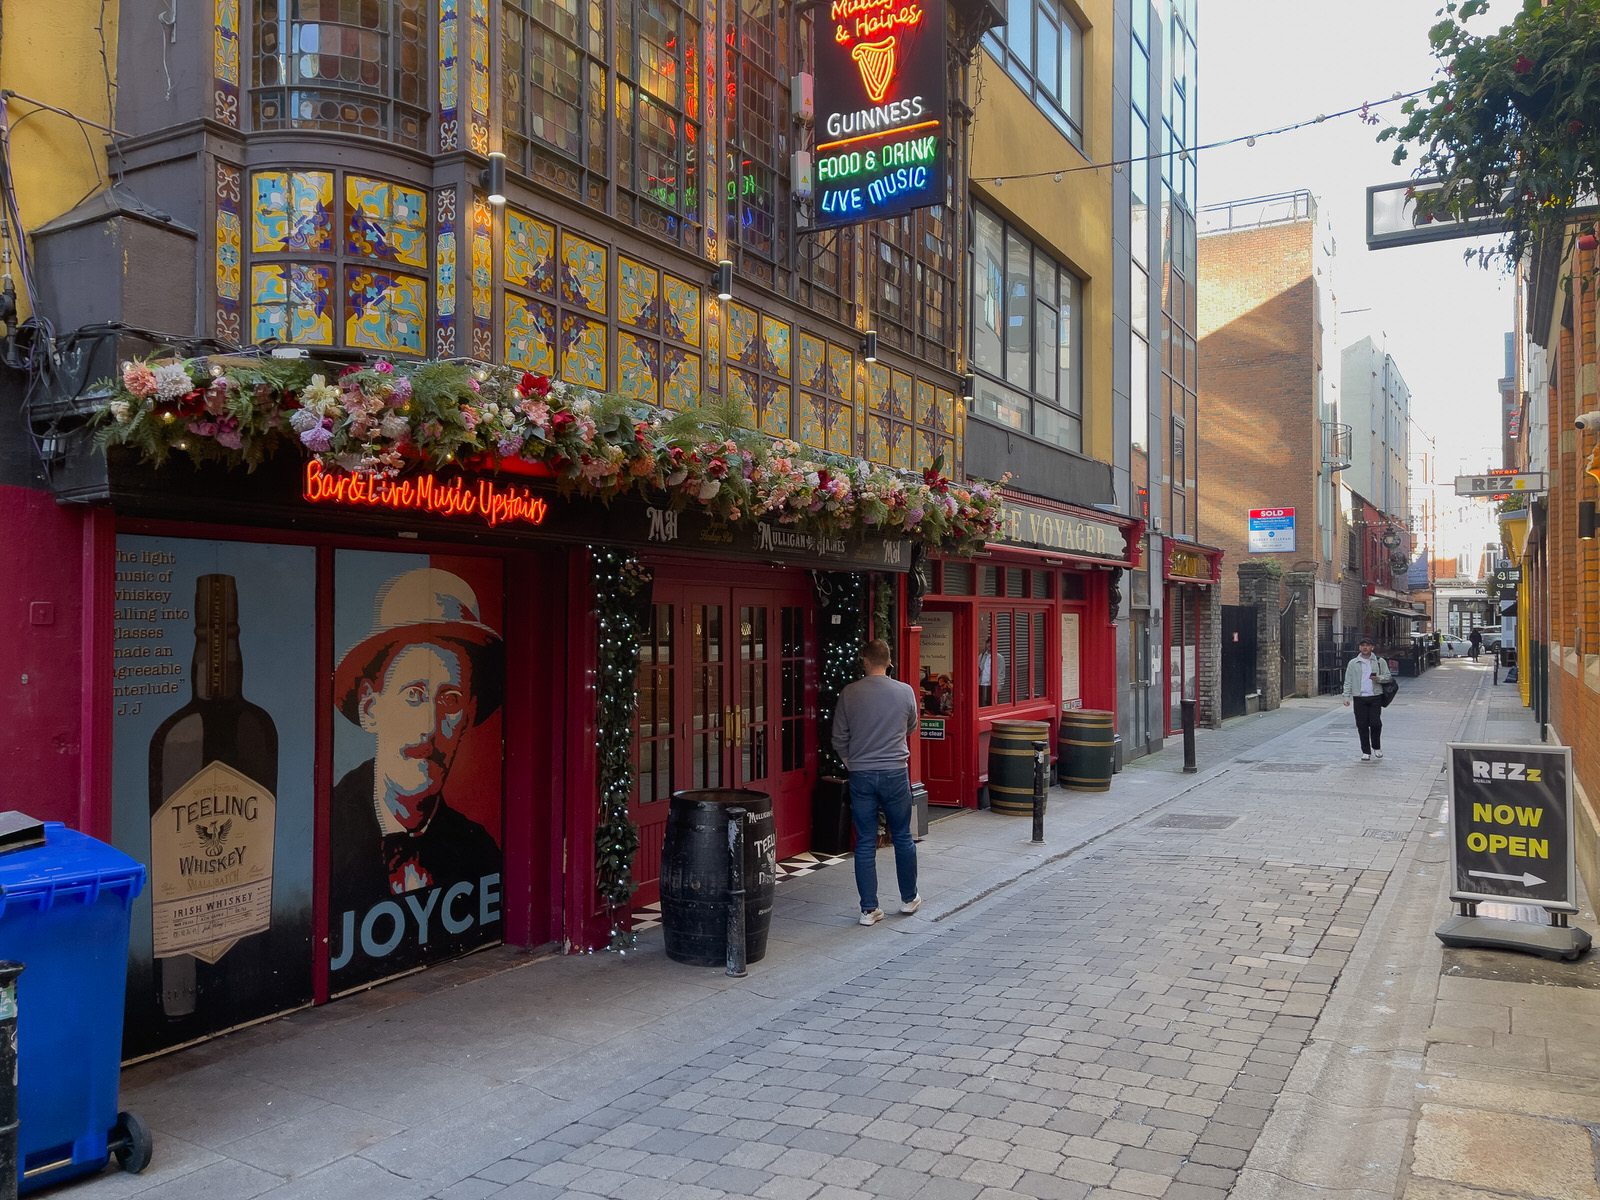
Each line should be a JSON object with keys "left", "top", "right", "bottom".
{"left": 302, "top": 462, "right": 550, "bottom": 528}
{"left": 988, "top": 498, "right": 1128, "bottom": 563}
{"left": 812, "top": 0, "right": 947, "bottom": 229}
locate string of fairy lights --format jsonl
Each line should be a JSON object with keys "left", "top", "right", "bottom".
{"left": 982, "top": 87, "right": 1432, "bottom": 187}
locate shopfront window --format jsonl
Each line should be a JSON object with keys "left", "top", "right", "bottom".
{"left": 978, "top": 606, "right": 1048, "bottom": 710}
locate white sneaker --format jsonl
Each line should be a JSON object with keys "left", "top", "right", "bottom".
{"left": 1361, "top": 754, "right": 1372, "bottom": 761}
{"left": 1374, "top": 750, "right": 1384, "bottom": 760}
{"left": 900, "top": 896, "right": 922, "bottom": 915}
{"left": 859, "top": 909, "right": 884, "bottom": 926}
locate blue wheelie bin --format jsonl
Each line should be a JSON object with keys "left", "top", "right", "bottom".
{"left": 0, "top": 818, "right": 151, "bottom": 1193}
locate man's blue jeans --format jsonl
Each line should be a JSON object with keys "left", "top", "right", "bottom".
{"left": 848, "top": 768, "right": 917, "bottom": 913}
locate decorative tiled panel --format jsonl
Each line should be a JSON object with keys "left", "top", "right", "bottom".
{"left": 663, "top": 349, "right": 701, "bottom": 410}
{"left": 252, "top": 171, "right": 334, "bottom": 253}
{"left": 346, "top": 267, "right": 426, "bottom": 354}
{"left": 346, "top": 178, "right": 428, "bottom": 267}
{"left": 504, "top": 294, "right": 556, "bottom": 376}
{"left": 915, "top": 380, "right": 935, "bottom": 427}
{"left": 471, "top": 194, "right": 493, "bottom": 359}
{"left": 619, "top": 257, "right": 661, "bottom": 333}
{"left": 760, "top": 317, "right": 791, "bottom": 379}
{"left": 469, "top": 0, "right": 491, "bottom": 153}
{"left": 439, "top": 0, "right": 460, "bottom": 151}
{"left": 213, "top": 0, "right": 240, "bottom": 126}
{"left": 938, "top": 435, "right": 955, "bottom": 468}
{"left": 727, "top": 367, "right": 759, "bottom": 428}
{"left": 826, "top": 344, "right": 852, "bottom": 401}
{"left": 797, "top": 393, "right": 825, "bottom": 451}
{"left": 215, "top": 163, "right": 242, "bottom": 345}
{"left": 251, "top": 263, "right": 334, "bottom": 345}
{"left": 436, "top": 186, "right": 457, "bottom": 355}
{"left": 915, "top": 429, "right": 935, "bottom": 470}
{"left": 759, "top": 378, "right": 790, "bottom": 438}
{"left": 560, "top": 314, "right": 606, "bottom": 388}
{"left": 505, "top": 211, "right": 556, "bottom": 294}
{"left": 826, "top": 403, "right": 853, "bottom": 457}
{"left": 798, "top": 333, "right": 826, "bottom": 393}
{"left": 618, "top": 330, "right": 661, "bottom": 403}
{"left": 936, "top": 387, "right": 955, "bottom": 434}
{"left": 663, "top": 275, "right": 701, "bottom": 346}
{"left": 707, "top": 303, "right": 721, "bottom": 391}
{"left": 889, "top": 370, "right": 912, "bottom": 420}
{"left": 725, "top": 302, "right": 758, "bottom": 366}
{"left": 560, "top": 234, "right": 607, "bottom": 314}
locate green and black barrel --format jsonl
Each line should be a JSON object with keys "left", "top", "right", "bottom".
{"left": 1059, "top": 709, "right": 1115, "bottom": 791}
{"left": 987, "top": 719, "right": 1051, "bottom": 814}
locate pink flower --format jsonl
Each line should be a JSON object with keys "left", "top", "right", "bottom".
{"left": 215, "top": 417, "right": 243, "bottom": 450}
{"left": 122, "top": 362, "right": 158, "bottom": 398}
{"left": 301, "top": 422, "right": 334, "bottom": 452}
{"left": 389, "top": 377, "right": 412, "bottom": 407}
{"left": 497, "top": 434, "right": 525, "bottom": 457}
{"left": 372, "top": 360, "right": 395, "bottom": 374}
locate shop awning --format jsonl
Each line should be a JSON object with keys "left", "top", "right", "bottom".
{"left": 1378, "top": 606, "right": 1425, "bottom": 621}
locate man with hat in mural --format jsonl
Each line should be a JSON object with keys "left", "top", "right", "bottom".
{"left": 329, "top": 567, "right": 505, "bottom": 968}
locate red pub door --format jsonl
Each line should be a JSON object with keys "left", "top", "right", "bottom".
{"left": 631, "top": 573, "right": 814, "bottom": 905}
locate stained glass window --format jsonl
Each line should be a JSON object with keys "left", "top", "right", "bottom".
{"left": 251, "top": 0, "right": 428, "bottom": 149}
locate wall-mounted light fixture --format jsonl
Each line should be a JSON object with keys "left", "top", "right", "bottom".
{"left": 960, "top": 372, "right": 975, "bottom": 402}
{"left": 1381, "top": 525, "right": 1401, "bottom": 549}
{"left": 481, "top": 152, "right": 507, "bottom": 205}
{"left": 861, "top": 330, "right": 878, "bottom": 363}
{"left": 1581, "top": 501, "right": 1598, "bottom": 540}
{"left": 713, "top": 260, "right": 734, "bottom": 301}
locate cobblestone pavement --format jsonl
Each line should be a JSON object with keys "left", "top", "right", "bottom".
{"left": 430, "top": 671, "right": 1467, "bottom": 1200}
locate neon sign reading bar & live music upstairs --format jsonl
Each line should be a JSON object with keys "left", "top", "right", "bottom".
{"left": 813, "top": 0, "right": 947, "bottom": 228}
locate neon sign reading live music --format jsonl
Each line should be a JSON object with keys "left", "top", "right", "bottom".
{"left": 813, "top": 0, "right": 945, "bottom": 229}
{"left": 302, "top": 461, "right": 550, "bottom": 528}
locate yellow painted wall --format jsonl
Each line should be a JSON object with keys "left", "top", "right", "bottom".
{"left": 967, "top": 0, "right": 1114, "bottom": 467}
{"left": 0, "top": 1, "right": 118, "bottom": 322}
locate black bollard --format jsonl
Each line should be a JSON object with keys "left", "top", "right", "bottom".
{"left": 0, "top": 961, "right": 21, "bottom": 1200}
{"left": 725, "top": 808, "right": 748, "bottom": 978}
{"left": 1181, "top": 698, "right": 1197, "bottom": 774}
{"left": 1031, "top": 740, "right": 1048, "bottom": 844}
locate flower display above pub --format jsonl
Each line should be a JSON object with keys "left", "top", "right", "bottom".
{"left": 94, "top": 354, "right": 1006, "bottom": 555}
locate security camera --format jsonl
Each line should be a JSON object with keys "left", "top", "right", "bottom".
{"left": 1577, "top": 411, "right": 1600, "bottom": 430}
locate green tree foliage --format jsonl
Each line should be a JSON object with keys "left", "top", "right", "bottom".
{"left": 1380, "top": 0, "right": 1600, "bottom": 268}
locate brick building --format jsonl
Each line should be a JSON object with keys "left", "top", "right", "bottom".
{"left": 1197, "top": 192, "right": 1345, "bottom": 706}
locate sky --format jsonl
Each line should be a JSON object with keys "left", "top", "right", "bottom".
{"left": 1196, "top": 0, "right": 1515, "bottom": 557}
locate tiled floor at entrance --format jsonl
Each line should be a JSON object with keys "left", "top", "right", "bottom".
{"left": 630, "top": 850, "right": 852, "bottom": 933}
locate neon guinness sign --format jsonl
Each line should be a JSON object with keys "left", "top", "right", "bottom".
{"left": 813, "top": 0, "right": 946, "bottom": 228}
{"left": 302, "top": 461, "right": 551, "bottom": 528}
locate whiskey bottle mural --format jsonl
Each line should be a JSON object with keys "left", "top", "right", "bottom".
{"left": 147, "top": 574, "right": 278, "bottom": 1019}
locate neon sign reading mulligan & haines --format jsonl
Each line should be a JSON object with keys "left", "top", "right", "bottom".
{"left": 813, "top": 0, "right": 946, "bottom": 229}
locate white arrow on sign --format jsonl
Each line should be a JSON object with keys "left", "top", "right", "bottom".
{"left": 1468, "top": 869, "right": 1547, "bottom": 887}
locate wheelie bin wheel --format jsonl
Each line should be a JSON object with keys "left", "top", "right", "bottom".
{"left": 110, "top": 1110, "right": 153, "bottom": 1174}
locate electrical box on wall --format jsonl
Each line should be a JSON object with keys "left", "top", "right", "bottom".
{"left": 791, "top": 73, "right": 814, "bottom": 122}
{"left": 792, "top": 151, "right": 814, "bottom": 199}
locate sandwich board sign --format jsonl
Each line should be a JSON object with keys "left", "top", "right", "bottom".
{"left": 1437, "top": 743, "right": 1591, "bottom": 960}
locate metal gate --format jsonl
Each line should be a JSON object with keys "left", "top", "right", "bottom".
{"left": 1221, "top": 605, "right": 1256, "bottom": 719}
{"left": 1280, "top": 596, "right": 1299, "bottom": 699}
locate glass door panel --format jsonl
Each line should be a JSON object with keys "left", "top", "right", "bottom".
{"left": 738, "top": 604, "right": 770, "bottom": 785}
{"left": 689, "top": 602, "right": 725, "bottom": 789}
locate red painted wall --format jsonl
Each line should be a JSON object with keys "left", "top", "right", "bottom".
{"left": 0, "top": 486, "right": 90, "bottom": 829}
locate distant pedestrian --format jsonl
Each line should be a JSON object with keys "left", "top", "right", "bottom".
{"left": 1468, "top": 627, "right": 1483, "bottom": 661}
{"left": 1342, "top": 636, "right": 1392, "bottom": 762}
{"left": 832, "top": 639, "right": 920, "bottom": 926}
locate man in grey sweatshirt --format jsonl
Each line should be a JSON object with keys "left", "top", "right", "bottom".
{"left": 832, "top": 638, "right": 920, "bottom": 925}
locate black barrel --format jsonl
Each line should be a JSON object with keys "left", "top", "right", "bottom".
{"left": 1059, "top": 709, "right": 1115, "bottom": 791}
{"left": 987, "top": 720, "right": 1051, "bottom": 814}
{"left": 660, "top": 790, "right": 776, "bottom": 967}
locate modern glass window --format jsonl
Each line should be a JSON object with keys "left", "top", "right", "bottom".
{"left": 969, "top": 202, "right": 1083, "bottom": 451}
{"left": 252, "top": 0, "right": 429, "bottom": 149}
{"left": 984, "top": 0, "right": 1083, "bottom": 142}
